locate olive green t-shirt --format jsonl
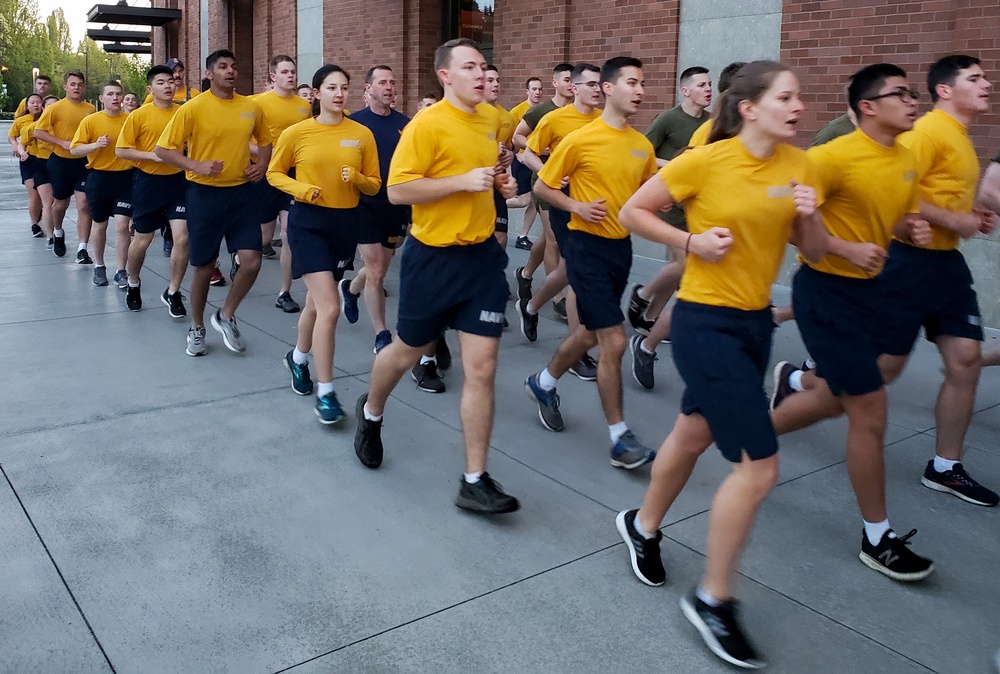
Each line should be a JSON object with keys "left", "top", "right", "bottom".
{"left": 811, "top": 113, "right": 856, "bottom": 147}
{"left": 644, "top": 105, "right": 708, "bottom": 161}
{"left": 521, "top": 99, "right": 560, "bottom": 132}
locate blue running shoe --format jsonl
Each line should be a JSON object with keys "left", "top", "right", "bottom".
{"left": 373, "top": 329, "right": 392, "bottom": 354}
{"left": 340, "top": 278, "right": 360, "bottom": 324}
{"left": 525, "top": 373, "right": 564, "bottom": 432}
{"left": 316, "top": 390, "right": 346, "bottom": 425}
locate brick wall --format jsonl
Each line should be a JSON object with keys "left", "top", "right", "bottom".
{"left": 251, "top": 0, "right": 298, "bottom": 93}
{"left": 781, "top": 0, "right": 999, "bottom": 164}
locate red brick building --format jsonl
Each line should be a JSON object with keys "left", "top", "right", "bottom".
{"left": 150, "top": 0, "right": 999, "bottom": 160}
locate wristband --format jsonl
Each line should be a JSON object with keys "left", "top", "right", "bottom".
{"left": 685, "top": 232, "right": 693, "bottom": 254}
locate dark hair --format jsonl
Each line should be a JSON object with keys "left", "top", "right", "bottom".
{"left": 848, "top": 63, "right": 907, "bottom": 117}
{"left": 43, "top": 95, "right": 59, "bottom": 105}
{"left": 707, "top": 60, "right": 792, "bottom": 144}
{"left": 718, "top": 62, "right": 747, "bottom": 94}
{"left": 206, "top": 49, "right": 236, "bottom": 70}
{"left": 679, "top": 66, "right": 709, "bottom": 87}
{"left": 201, "top": 78, "right": 210, "bottom": 91}
{"left": 571, "top": 63, "right": 600, "bottom": 82}
{"left": 101, "top": 80, "right": 123, "bottom": 96}
{"left": 486, "top": 64, "right": 499, "bottom": 73}
{"left": 147, "top": 64, "right": 174, "bottom": 84}
{"left": 434, "top": 38, "right": 480, "bottom": 72}
{"left": 600, "top": 56, "right": 642, "bottom": 87}
{"left": 35, "top": 75, "right": 52, "bottom": 84}
{"left": 18, "top": 93, "right": 43, "bottom": 118}
{"left": 365, "top": 65, "right": 393, "bottom": 84}
{"left": 927, "top": 54, "right": 980, "bottom": 103}
{"left": 422, "top": 92, "right": 439, "bottom": 101}
{"left": 525, "top": 77, "right": 541, "bottom": 88}
{"left": 64, "top": 70, "right": 85, "bottom": 83}
{"left": 297, "top": 83, "right": 311, "bottom": 91}
{"left": 269, "top": 54, "right": 295, "bottom": 72}
{"left": 310, "top": 64, "right": 350, "bottom": 115}
{"left": 553, "top": 63, "right": 573, "bottom": 77}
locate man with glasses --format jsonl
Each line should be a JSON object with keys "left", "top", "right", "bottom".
{"left": 508, "top": 76, "right": 544, "bottom": 250}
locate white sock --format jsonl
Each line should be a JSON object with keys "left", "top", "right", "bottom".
{"left": 95, "top": 264, "right": 105, "bottom": 270}
{"left": 933, "top": 456, "right": 959, "bottom": 473}
{"left": 526, "top": 302, "right": 538, "bottom": 316}
{"left": 637, "top": 287, "right": 652, "bottom": 302}
{"left": 317, "top": 381, "right": 334, "bottom": 397}
{"left": 864, "top": 518, "right": 891, "bottom": 546}
{"left": 54, "top": 228, "right": 64, "bottom": 237}
{"left": 634, "top": 515, "right": 656, "bottom": 540}
{"left": 420, "top": 355, "right": 437, "bottom": 365}
{"left": 538, "top": 368, "right": 558, "bottom": 390}
{"left": 789, "top": 370, "right": 805, "bottom": 392}
{"left": 127, "top": 279, "right": 140, "bottom": 288}
{"left": 78, "top": 242, "right": 87, "bottom": 251}
{"left": 696, "top": 585, "right": 722, "bottom": 608}
{"left": 609, "top": 421, "right": 629, "bottom": 443}
{"left": 464, "top": 471, "right": 483, "bottom": 484}
{"left": 363, "top": 403, "right": 382, "bottom": 422}
{"left": 805, "top": 357, "right": 816, "bottom": 370}
{"left": 640, "top": 341, "right": 656, "bottom": 356}
{"left": 292, "top": 347, "right": 309, "bottom": 365}
{"left": 519, "top": 268, "right": 531, "bottom": 280}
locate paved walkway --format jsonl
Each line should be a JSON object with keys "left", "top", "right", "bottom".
{"left": 1, "top": 137, "right": 997, "bottom": 672}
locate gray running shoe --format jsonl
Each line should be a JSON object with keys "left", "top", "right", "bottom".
{"left": 92, "top": 266, "right": 108, "bottom": 287}
{"left": 186, "top": 326, "right": 207, "bottom": 357}
{"left": 525, "top": 373, "right": 564, "bottom": 432}
{"left": 211, "top": 310, "right": 247, "bottom": 353}
{"left": 611, "top": 430, "right": 654, "bottom": 469}
{"left": 630, "top": 334, "right": 657, "bottom": 390}
{"left": 113, "top": 269, "right": 129, "bottom": 289}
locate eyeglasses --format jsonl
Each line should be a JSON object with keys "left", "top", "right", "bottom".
{"left": 573, "top": 80, "right": 601, "bottom": 89}
{"left": 866, "top": 87, "right": 920, "bottom": 102}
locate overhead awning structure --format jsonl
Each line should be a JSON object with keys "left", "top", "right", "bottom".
{"left": 86, "top": 3, "right": 180, "bottom": 55}
{"left": 102, "top": 43, "right": 152, "bottom": 54}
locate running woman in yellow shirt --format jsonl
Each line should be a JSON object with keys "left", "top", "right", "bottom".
{"left": 354, "top": 38, "right": 520, "bottom": 515}
{"left": 268, "top": 64, "right": 380, "bottom": 425}
{"left": 8, "top": 94, "right": 44, "bottom": 237}
{"left": 617, "top": 61, "right": 826, "bottom": 668}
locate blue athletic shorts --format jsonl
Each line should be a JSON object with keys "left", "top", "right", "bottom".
{"left": 47, "top": 155, "right": 88, "bottom": 200}
{"left": 132, "top": 171, "right": 187, "bottom": 234}
{"left": 493, "top": 188, "right": 509, "bottom": 234}
{"left": 185, "top": 182, "right": 262, "bottom": 267}
{"left": 357, "top": 199, "right": 409, "bottom": 249}
{"left": 85, "top": 169, "right": 133, "bottom": 222}
{"left": 19, "top": 155, "right": 35, "bottom": 184}
{"left": 565, "top": 231, "right": 631, "bottom": 331}
{"left": 286, "top": 202, "right": 359, "bottom": 280}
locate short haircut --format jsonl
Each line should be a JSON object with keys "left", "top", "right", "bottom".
{"left": 269, "top": 54, "right": 296, "bottom": 73}
{"left": 717, "top": 62, "right": 747, "bottom": 94}
{"left": 147, "top": 64, "right": 174, "bottom": 84}
{"left": 486, "top": 64, "right": 499, "bottom": 73}
{"left": 571, "top": 63, "right": 600, "bottom": 82}
{"left": 434, "top": 38, "right": 480, "bottom": 72}
{"left": 927, "top": 54, "right": 981, "bottom": 103}
{"left": 679, "top": 66, "right": 709, "bottom": 88}
{"left": 36, "top": 75, "right": 52, "bottom": 84}
{"left": 553, "top": 63, "right": 574, "bottom": 77}
{"left": 365, "top": 65, "right": 393, "bottom": 84}
{"left": 201, "top": 78, "right": 210, "bottom": 91}
{"left": 43, "top": 95, "right": 60, "bottom": 104}
{"left": 311, "top": 64, "right": 350, "bottom": 89}
{"left": 600, "top": 56, "right": 642, "bottom": 86}
{"left": 848, "top": 63, "right": 907, "bottom": 117}
{"left": 206, "top": 49, "right": 236, "bottom": 70}
{"left": 525, "top": 77, "right": 541, "bottom": 88}
{"left": 296, "top": 83, "right": 312, "bottom": 91}
{"left": 101, "top": 80, "right": 124, "bottom": 96}
{"left": 64, "top": 70, "right": 85, "bottom": 83}
{"left": 422, "top": 93, "right": 439, "bottom": 101}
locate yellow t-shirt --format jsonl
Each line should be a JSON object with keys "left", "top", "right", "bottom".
{"left": 388, "top": 99, "right": 501, "bottom": 246}
{"left": 688, "top": 119, "right": 712, "bottom": 147}
{"left": 116, "top": 103, "right": 183, "bottom": 176}
{"left": 538, "top": 117, "right": 656, "bottom": 239}
{"left": 252, "top": 90, "right": 312, "bottom": 144}
{"left": 494, "top": 103, "right": 515, "bottom": 147}
{"left": 21, "top": 121, "right": 52, "bottom": 159}
{"left": 157, "top": 91, "right": 272, "bottom": 187}
{"left": 526, "top": 104, "right": 601, "bottom": 156}
{"left": 9, "top": 114, "right": 35, "bottom": 144}
{"left": 71, "top": 111, "right": 131, "bottom": 172}
{"left": 34, "top": 98, "right": 97, "bottom": 158}
{"left": 805, "top": 129, "right": 918, "bottom": 279}
{"left": 510, "top": 99, "right": 531, "bottom": 127}
{"left": 267, "top": 117, "right": 380, "bottom": 209}
{"left": 661, "top": 137, "right": 819, "bottom": 311}
{"left": 897, "top": 109, "right": 980, "bottom": 251}
{"left": 15, "top": 97, "right": 29, "bottom": 117}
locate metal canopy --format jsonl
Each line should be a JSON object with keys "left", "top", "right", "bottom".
{"left": 87, "top": 28, "right": 152, "bottom": 44}
{"left": 102, "top": 43, "right": 153, "bottom": 54}
{"left": 86, "top": 4, "right": 181, "bottom": 27}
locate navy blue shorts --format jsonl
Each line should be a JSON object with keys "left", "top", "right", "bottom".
{"left": 254, "top": 178, "right": 292, "bottom": 223}
{"left": 792, "top": 265, "right": 888, "bottom": 397}
{"left": 186, "top": 182, "right": 263, "bottom": 267}
{"left": 286, "top": 202, "right": 359, "bottom": 280}
{"left": 671, "top": 300, "right": 777, "bottom": 463}
{"left": 32, "top": 156, "right": 50, "bottom": 187}
{"left": 512, "top": 156, "right": 532, "bottom": 195}
{"left": 493, "top": 188, "right": 509, "bottom": 234}
{"left": 48, "top": 155, "right": 88, "bottom": 200}
{"left": 880, "top": 241, "right": 983, "bottom": 353}
{"left": 396, "top": 237, "right": 508, "bottom": 346}
{"left": 357, "top": 199, "right": 409, "bottom": 249}
{"left": 85, "top": 169, "right": 133, "bottom": 223}
{"left": 565, "top": 231, "right": 632, "bottom": 331}
{"left": 19, "top": 156, "right": 35, "bottom": 184}
{"left": 132, "top": 171, "right": 187, "bottom": 234}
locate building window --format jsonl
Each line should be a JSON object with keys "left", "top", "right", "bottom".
{"left": 444, "top": 0, "right": 495, "bottom": 63}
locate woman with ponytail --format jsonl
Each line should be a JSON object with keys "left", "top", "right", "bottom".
{"left": 616, "top": 61, "right": 827, "bottom": 668}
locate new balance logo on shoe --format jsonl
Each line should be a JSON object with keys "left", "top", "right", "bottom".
{"left": 878, "top": 549, "right": 899, "bottom": 567}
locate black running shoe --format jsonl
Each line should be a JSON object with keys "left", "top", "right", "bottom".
{"left": 514, "top": 266, "right": 532, "bottom": 301}
{"left": 518, "top": 298, "right": 538, "bottom": 342}
{"left": 552, "top": 298, "right": 567, "bottom": 322}
{"left": 627, "top": 285, "right": 652, "bottom": 333}
{"left": 275, "top": 292, "right": 301, "bottom": 313}
{"left": 161, "top": 288, "right": 186, "bottom": 318}
{"left": 354, "top": 394, "right": 384, "bottom": 469}
{"left": 53, "top": 233, "right": 66, "bottom": 257}
{"left": 568, "top": 353, "right": 598, "bottom": 381}
{"left": 769, "top": 361, "right": 797, "bottom": 411}
{"left": 411, "top": 361, "right": 446, "bottom": 393}
{"left": 229, "top": 251, "right": 240, "bottom": 281}
{"left": 126, "top": 283, "right": 142, "bottom": 312}
{"left": 455, "top": 473, "right": 520, "bottom": 514}
{"left": 681, "top": 591, "right": 766, "bottom": 669}
{"left": 615, "top": 509, "right": 665, "bottom": 586}
{"left": 435, "top": 335, "right": 452, "bottom": 371}
{"left": 76, "top": 248, "right": 93, "bottom": 265}
{"left": 262, "top": 243, "right": 277, "bottom": 259}
{"left": 31, "top": 224, "right": 44, "bottom": 237}
{"left": 859, "top": 528, "right": 934, "bottom": 582}
{"left": 514, "top": 235, "right": 533, "bottom": 251}
{"left": 921, "top": 460, "right": 999, "bottom": 506}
